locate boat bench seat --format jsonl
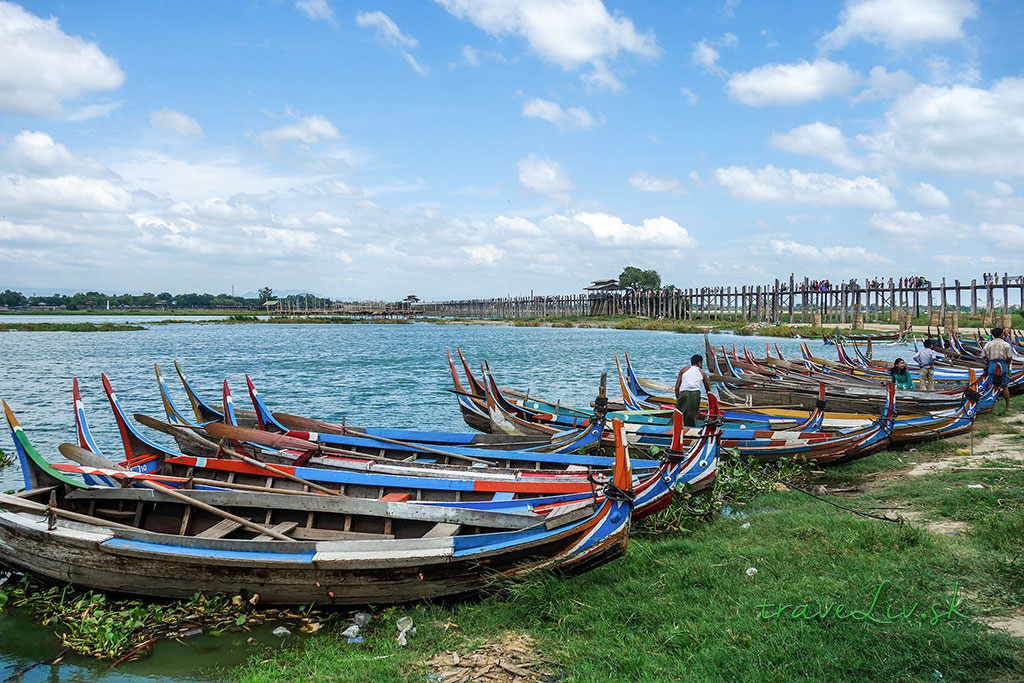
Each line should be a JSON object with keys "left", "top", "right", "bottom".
{"left": 196, "top": 518, "right": 246, "bottom": 539}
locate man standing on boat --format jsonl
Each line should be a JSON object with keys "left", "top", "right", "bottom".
{"left": 675, "top": 354, "right": 711, "bottom": 427}
{"left": 982, "top": 328, "right": 1014, "bottom": 412}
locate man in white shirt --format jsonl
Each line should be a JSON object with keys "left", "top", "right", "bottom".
{"left": 982, "top": 327, "right": 1014, "bottom": 412}
{"left": 912, "top": 339, "right": 950, "bottom": 392}
{"left": 674, "top": 354, "right": 712, "bottom": 427}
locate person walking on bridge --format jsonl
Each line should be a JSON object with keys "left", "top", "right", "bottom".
{"left": 675, "top": 354, "right": 712, "bottom": 427}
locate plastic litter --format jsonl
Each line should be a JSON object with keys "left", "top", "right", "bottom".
{"left": 347, "top": 636, "right": 363, "bottom": 644}
{"left": 341, "top": 624, "right": 360, "bottom": 638}
{"left": 740, "top": 522, "right": 751, "bottom": 529}
{"left": 745, "top": 567, "right": 758, "bottom": 577}
{"left": 272, "top": 626, "right": 291, "bottom": 637}
{"left": 396, "top": 616, "right": 416, "bottom": 646}
{"left": 353, "top": 612, "right": 372, "bottom": 628}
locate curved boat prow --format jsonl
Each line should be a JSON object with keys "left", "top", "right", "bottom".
{"left": 156, "top": 363, "right": 198, "bottom": 427}
{"left": 3, "top": 400, "right": 85, "bottom": 490}
{"left": 73, "top": 377, "right": 108, "bottom": 458}
{"left": 173, "top": 361, "right": 223, "bottom": 423}
{"left": 101, "top": 373, "right": 173, "bottom": 471}
{"left": 245, "top": 375, "right": 291, "bottom": 433}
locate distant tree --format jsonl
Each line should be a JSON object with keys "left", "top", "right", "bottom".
{"left": 619, "top": 266, "right": 662, "bottom": 292}
{"left": 258, "top": 286, "right": 274, "bottom": 304}
{"left": 0, "top": 289, "right": 27, "bottom": 307}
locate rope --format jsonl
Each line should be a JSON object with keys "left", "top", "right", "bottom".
{"left": 779, "top": 480, "right": 904, "bottom": 524}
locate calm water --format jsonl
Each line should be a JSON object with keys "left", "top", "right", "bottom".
{"left": 0, "top": 320, "right": 913, "bottom": 681}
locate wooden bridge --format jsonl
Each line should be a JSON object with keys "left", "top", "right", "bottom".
{"left": 413, "top": 273, "right": 1024, "bottom": 328}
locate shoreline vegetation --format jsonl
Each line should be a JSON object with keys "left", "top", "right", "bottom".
{"left": 5, "top": 399, "right": 1022, "bottom": 679}
{"left": 228, "top": 398, "right": 1021, "bottom": 681}
{"left": 0, "top": 322, "right": 146, "bottom": 332}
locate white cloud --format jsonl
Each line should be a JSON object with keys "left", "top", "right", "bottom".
{"left": 858, "top": 78, "right": 1024, "bottom": 176}
{"left": 150, "top": 108, "right": 204, "bottom": 138}
{"left": 495, "top": 215, "right": 542, "bottom": 236}
{"left": 868, "top": 210, "right": 961, "bottom": 239}
{"left": 714, "top": 164, "right": 897, "bottom": 210}
{"left": 573, "top": 212, "right": 696, "bottom": 249}
{"left": 907, "top": 182, "right": 950, "bottom": 208}
{"left": 727, "top": 59, "right": 860, "bottom": 106}
{"left": 993, "top": 180, "right": 1014, "bottom": 197}
{"left": 691, "top": 40, "right": 724, "bottom": 77}
{"left": 770, "top": 122, "right": 863, "bottom": 170}
{"left": 320, "top": 179, "right": 364, "bottom": 196}
{"left": 436, "top": 0, "right": 659, "bottom": 90}
{"left": 819, "top": 0, "right": 977, "bottom": 51}
{"left": 356, "top": 11, "right": 417, "bottom": 48}
{"left": 356, "top": 11, "right": 426, "bottom": 75}
{"left": 5, "top": 131, "right": 111, "bottom": 178}
{"left": 522, "top": 98, "right": 597, "bottom": 130}
{"left": 628, "top": 172, "right": 686, "bottom": 195}
{"left": 295, "top": 0, "right": 336, "bottom": 26}
{"left": 680, "top": 87, "right": 699, "bottom": 105}
{"left": 176, "top": 197, "right": 261, "bottom": 222}
{"left": 852, "top": 65, "right": 915, "bottom": 103}
{"left": 517, "top": 154, "right": 574, "bottom": 196}
{"left": 769, "top": 239, "right": 892, "bottom": 264}
{"left": 0, "top": 175, "right": 133, "bottom": 213}
{"left": 0, "top": 1, "right": 125, "bottom": 116}
{"left": 978, "top": 222, "right": 1024, "bottom": 251}
{"left": 256, "top": 114, "right": 341, "bottom": 145}
{"left": 67, "top": 101, "right": 122, "bottom": 121}
{"left": 462, "top": 45, "right": 479, "bottom": 66}
{"left": 462, "top": 244, "right": 504, "bottom": 264}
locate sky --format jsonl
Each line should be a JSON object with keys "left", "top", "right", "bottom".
{"left": 1, "top": 0, "right": 1023, "bottom": 300}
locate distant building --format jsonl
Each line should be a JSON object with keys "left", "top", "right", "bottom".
{"left": 584, "top": 278, "right": 621, "bottom": 315}
{"left": 584, "top": 278, "right": 621, "bottom": 292}
{"left": 403, "top": 295, "right": 421, "bottom": 303}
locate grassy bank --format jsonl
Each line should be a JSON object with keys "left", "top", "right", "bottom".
{"left": 0, "top": 322, "right": 145, "bottom": 332}
{"left": 0, "top": 309, "right": 245, "bottom": 316}
{"left": 233, "top": 399, "right": 1024, "bottom": 682}
{"left": 208, "top": 315, "right": 413, "bottom": 325}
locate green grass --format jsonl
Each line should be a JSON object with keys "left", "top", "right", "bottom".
{"left": 0, "top": 309, "right": 245, "bottom": 316}
{"left": 0, "top": 322, "right": 145, "bottom": 332}
{"left": 234, "top": 462, "right": 1024, "bottom": 682}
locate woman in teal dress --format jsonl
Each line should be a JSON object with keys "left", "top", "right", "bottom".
{"left": 889, "top": 358, "right": 915, "bottom": 390}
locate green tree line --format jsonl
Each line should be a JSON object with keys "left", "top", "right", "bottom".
{"left": 0, "top": 287, "right": 337, "bottom": 310}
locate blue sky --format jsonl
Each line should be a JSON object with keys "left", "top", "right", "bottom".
{"left": 1, "top": 0, "right": 1023, "bottom": 299}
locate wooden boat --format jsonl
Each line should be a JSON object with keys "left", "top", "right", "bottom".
{"left": 0, "top": 401, "right": 634, "bottom": 604}
{"left": 137, "top": 372, "right": 649, "bottom": 474}
{"left": 164, "top": 361, "right": 570, "bottom": 452}
{"left": 72, "top": 378, "right": 711, "bottom": 518}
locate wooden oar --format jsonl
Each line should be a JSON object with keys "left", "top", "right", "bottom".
{"left": 58, "top": 444, "right": 294, "bottom": 541}
{"left": 134, "top": 414, "right": 345, "bottom": 496}
{"left": 207, "top": 420, "right": 495, "bottom": 466}
{"left": 57, "top": 442, "right": 324, "bottom": 497}
{"left": 0, "top": 490, "right": 138, "bottom": 531}
{"left": 324, "top": 426, "right": 498, "bottom": 465}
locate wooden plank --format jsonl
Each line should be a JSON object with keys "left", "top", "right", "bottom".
{"left": 253, "top": 521, "right": 299, "bottom": 541}
{"left": 196, "top": 518, "right": 244, "bottom": 539}
{"left": 290, "top": 527, "right": 394, "bottom": 541}
{"left": 65, "top": 488, "right": 540, "bottom": 529}
{"left": 423, "top": 522, "right": 462, "bottom": 538}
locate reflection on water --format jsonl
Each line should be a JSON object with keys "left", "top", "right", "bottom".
{"left": 0, "top": 319, "right": 913, "bottom": 680}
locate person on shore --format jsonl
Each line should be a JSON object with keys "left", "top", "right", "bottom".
{"left": 674, "top": 354, "right": 711, "bottom": 427}
{"left": 913, "top": 339, "right": 949, "bottom": 391}
{"left": 982, "top": 327, "right": 1014, "bottom": 412}
{"left": 889, "top": 358, "right": 915, "bottom": 390}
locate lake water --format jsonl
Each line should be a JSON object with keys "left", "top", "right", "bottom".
{"left": 0, "top": 319, "right": 913, "bottom": 680}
